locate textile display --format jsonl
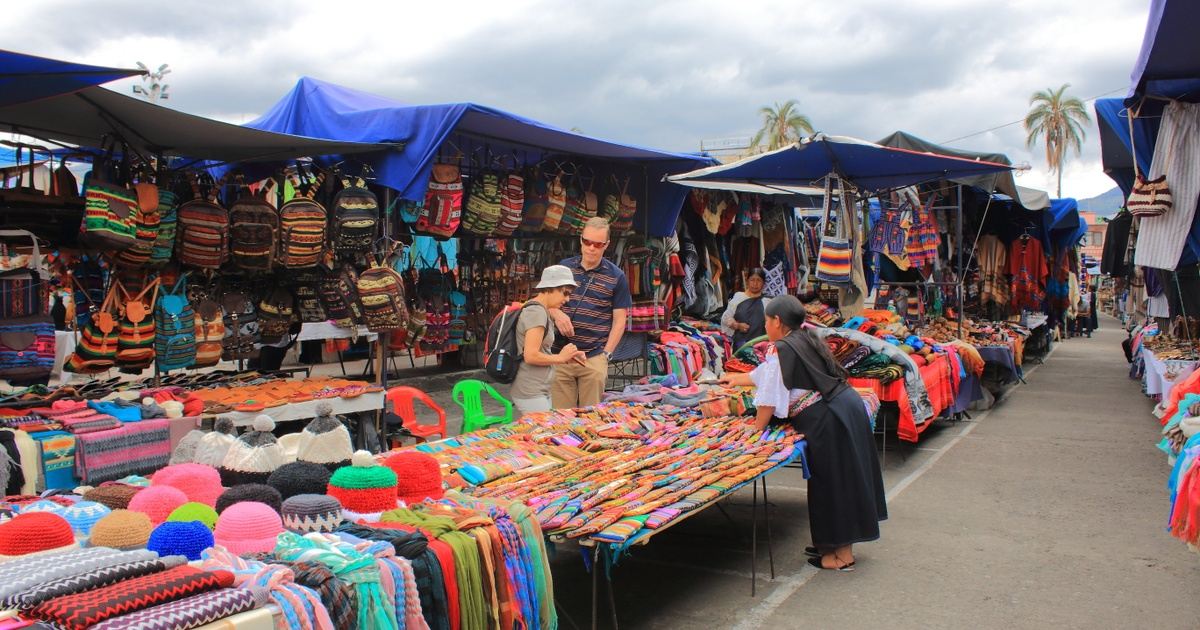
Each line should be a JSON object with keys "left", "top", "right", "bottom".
{"left": 73, "top": 419, "right": 171, "bottom": 484}
{"left": 1135, "top": 101, "right": 1200, "bottom": 270}
{"left": 849, "top": 352, "right": 959, "bottom": 442}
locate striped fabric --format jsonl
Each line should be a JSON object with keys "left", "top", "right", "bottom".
{"left": 0, "top": 548, "right": 139, "bottom": 603}
{"left": 89, "top": 587, "right": 258, "bottom": 630}
{"left": 0, "top": 319, "right": 54, "bottom": 380}
{"left": 74, "top": 419, "right": 171, "bottom": 484}
{"left": 1134, "top": 101, "right": 1200, "bottom": 270}
{"left": 11, "top": 556, "right": 182, "bottom": 609}
{"left": 559, "top": 256, "right": 632, "bottom": 355}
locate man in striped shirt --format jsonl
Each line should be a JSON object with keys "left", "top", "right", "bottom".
{"left": 549, "top": 217, "right": 632, "bottom": 408}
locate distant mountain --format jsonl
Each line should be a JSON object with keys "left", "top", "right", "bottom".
{"left": 1076, "top": 187, "right": 1125, "bottom": 219}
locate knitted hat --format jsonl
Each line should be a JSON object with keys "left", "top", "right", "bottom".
{"left": 326, "top": 451, "right": 397, "bottom": 520}
{"left": 219, "top": 415, "right": 285, "bottom": 486}
{"left": 83, "top": 484, "right": 143, "bottom": 510}
{"left": 127, "top": 485, "right": 189, "bottom": 525}
{"left": 151, "top": 463, "right": 224, "bottom": 507}
{"left": 170, "top": 429, "right": 204, "bottom": 465}
{"left": 19, "top": 499, "right": 69, "bottom": 516}
{"left": 214, "top": 501, "right": 283, "bottom": 556}
{"left": 89, "top": 509, "right": 154, "bottom": 550}
{"left": 281, "top": 494, "right": 344, "bottom": 534}
{"left": 193, "top": 418, "right": 238, "bottom": 467}
{"left": 385, "top": 451, "right": 445, "bottom": 506}
{"left": 140, "top": 397, "right": 166, "bottom": 419}
{"left": 267, "top": 461, "right": 333, "bottom": 500}
{"left": 0, "top": 512, "right": 79, "bottom": 562}
{"left": 296, "top": 403, "right": 353, "bottom": 471}
{"left": 147, "top": 521, "right": 215, "bottom": 561}
{"left": 168, "top": 502, "right": 219, "bottom": 530}
{"left": 62, "top": 500, "right": 112, "bottom": 537}
{"left": 215, "top": 484, "right": 282, "bottom": 515}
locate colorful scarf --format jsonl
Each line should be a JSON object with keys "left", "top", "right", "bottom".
{"left": 89, "top": 587, "right": 260, "bottom": 630}
{"left": 198, "top": 547, "right": 334, "bottom": 630}
{"left": 11, "top": 555, "right": 184, "bottom": 609}
{"left": 273, "top": 532, "right": 398, "bottom": 630}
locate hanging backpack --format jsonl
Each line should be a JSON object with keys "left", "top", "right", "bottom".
{"left": 483, "top": 301, "right": 538, "bottom": 384}
{"left": 154, "top": 274, "right": 196, "bottom": 372}
{"left": 176, "top": 178, "right": 229, "bottom": 270}
{"left": 319, "top": 264, "right": 362, "bottom": 329}
{"left": 601, "top": 176, "right": 621, "bottom": 223}
{"left": 495, "top": 172, "right": 525, "bottom": 237}
{"left": 113, "top": 177, "right": 162, "bottom": 268}
{"left": 462, "top": 172, "right": 502, "bottom": 236}
{"left": 221, "top": 290, "right": 260, "bottom": 361}
{"left": 228, "top": 192, "right": 280, "bottom": 272}
{"left": 356, "top": 259, "right": 409, "bottom": 333}
{"left": 330, "top": 177, "right": 378, "bottom": 256}
{"left": 278, "top": 187, "right": 328, "bottom": 269}
{"left": 0, "top": 317, "right": 54, "bottom": 384}
{"left": 520, "top": 169, "right": 549, "bottom": 233}
{"left": 291, "top": 271, "right": 327, "bottom": 323}
{"left": 0, "top": 230, "right": 45, "bottom": 321}
{"left": 542, "top": 172, "right": 567, "bottom": 233}
{"left": 419, "top": 164, "right": 463, "bottom": 238}
{"left": 148, "top": 188, "right": 178, "bottom": 267}
{"left": 65, "top": 283, "right": 119, "bottom": 374}
{"left": 612, "top": 176, "right": 637, "bottom": 234}
{"left": 192, "top": 296, "right": 225, "bottom": 368}
{"left": 115, "top": 277, "right": 159, "bottom": 372}
{"left": 258, "top": 286, "right": 296, "bottom": 344}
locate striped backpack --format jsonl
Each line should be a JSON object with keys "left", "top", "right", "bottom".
{"left": 221, "top": 290, "right": 259, "bottom": 361}
{"left": 148, "top": 189, "right": 178, "bottom": 267}
{"left": 154, "top": 275, "right": 196, "bottom": 372}
{"left": 612, "top": 177, "right": 637, "bottom": 234}
{"left": 291, "top": 271, "right": 326, "bottom": 323}
{"left": 64, "top": 283, "right": 119, "bottom": 374}
{"left": 495, "top": 172, "right": 525, "bottom": 237}
{"left": 330, "top": 178, "right": 377, "bottom": 256}
{"left": 115, "top": 277, "right": 160, "bottom": 373}
{"left": 113, "top": 183, "right": 162, "bottom": 268}
{"left": 192, "top": 296, "right": 225, "bottom": 368}
{"left": 520, "top": 171, "right": 549, "bottom": 233}
{"left": 542, "top": 173, "right": 566, "bottom": 233}
{"left": 462, "top": 172, "right": 502, "bottom": 235}
{"left": 418, "top": 164, "right": 463, "bottom": 238}
{"left": 228, "top": 193, "right": 280, "bottom": 272}
{"left": 356, "top": 260, "right": 409, "bottom": 333}
{"left": 279, "top": 172, "right": 329, "bottom": 268}
{"left": 319, "top": 264, "right": 361, "bottom": 329}
{"left": 176, "top": 179, "right": 229, "bottom": 270}
{"left": 258, "top": 286, "right": 295, "bottom": 344}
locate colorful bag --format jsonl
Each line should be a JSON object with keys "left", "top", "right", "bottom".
{"left": 601, "top": 177, "right": 621, "bottom": 223}
{"left": 356, "top": 262, "right": 409, "bottom": 332}
{"left": 258, "top": 286, "right": 295, "bottom": 344}
{"left": 0, "top": 317, "right": 54, "bottom": 383}
{"left": 221, "top": 290, "right": 259, "bottom": 361}
{"left": 228, "top": 193, "right": 280, "bottom": 272}
{"left": 495, "top": 173, "right": 525, "bottom": 236}
{"left": 278, "top": 195, "right": 328, "bottom": 269}
{"left": 148, "top": 189, "right": 178, "bottom": 267}
{"left": 1128, "top": 174, "right": 1172, "bottom": 217}
{"left": 612, "top": 177, "right": 637, "bottom": 234}
{"left": 542, "top": 173, "right": 567, "bottom": 233}
{"left": 155, "top": 275, "right": 196, "bottom": 372}
{"left": 319, "top": 264, "right": 362, "bottom": 329}
{"left": 116, "top": 277, "right": 160, "bottom": 372}
{"left": 65, "top": 284, "right": 119, "bottom": 374}
{"left": 462, "top": 172, "right": 503, "bottom": 235}
{"left": 291, "top": 271, "right": 326, "bottom": 323}
{"left": 815, "top": 175, "right": 853, "bottom": 285}
{"left": 176, "top": 187, "right": 229, "bottom": 270}
{"left": 519, "top": 171, "right": 549, "bottom": 233}
{"left": 869, "top": 200, "right": 907, "bottom": 255}
{"left": 192, "top": 297, "right": 225, "bottom": 368}
{"left": 419, "top": 164, "right": 463, "bottom": 238}
{"left": 113, "top": 184, "right": 162, "bottom": 267}
{"left": 82, "top": 180, "right": 138, "bottom": 251}
{"left": 0, "top": 230, "right": 44, "bottom": 320}
{"left": 330, "top": 178, "right": 377, "bottom": 256}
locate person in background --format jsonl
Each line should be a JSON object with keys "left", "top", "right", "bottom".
{"left": 720, "top": 295, "right": 886, "bottom": 571}
{"left": 721, "top": 268, "right": 772, "bottom": 350}
{"left": 511, "top": 266, "right": 586, "bottom": 416}
{"left": 549, "top": 217, "right": 632, "bottom": 408}
{"left": 1075, "top": 281, "right": 1094, "bottom": 338}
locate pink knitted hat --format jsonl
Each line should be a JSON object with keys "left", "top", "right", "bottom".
{"left": 214, "top": 501, "right": 283, "bottom": 556}
{"left": 127, "top": 485, "right": 189, "bottom": 525}
{"left": 151, "top": 463, "right": 224, "bottom": 507}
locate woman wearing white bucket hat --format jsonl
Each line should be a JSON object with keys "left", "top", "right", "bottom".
{"left": 511, "top": 265, "right": 588, "bottom": 415}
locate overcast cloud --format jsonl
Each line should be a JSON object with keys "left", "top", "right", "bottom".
{"left": 5, "top": 0, "right": 1149, "bottom": 198}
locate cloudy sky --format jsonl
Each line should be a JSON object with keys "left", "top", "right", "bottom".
{"left": 7, "top": 0, "right": 1150, "bottom": 199}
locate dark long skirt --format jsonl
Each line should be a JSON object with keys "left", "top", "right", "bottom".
{"left": 789, "top": 386, "right": 887, "bottom": 547}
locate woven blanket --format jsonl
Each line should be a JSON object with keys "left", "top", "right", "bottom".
{"left": 0, "top": 548, "right": 145, "bottom": 603}
{"left": 0, "top": 415, "right": 61, "bottom": 432}
{"left": 74, "top": 419, "right": 170, "bottom": 484}
{"left": 89, "top": 587, "right": 259, "bottom": 630}
{"left": 29, "top": 430, "right": 77, "bottom": 491}
{"left": 27, "top": 565, "right": 235, "bottom": 630}
{"left": 11, "top": 555, "right": 184, "bottom": 609}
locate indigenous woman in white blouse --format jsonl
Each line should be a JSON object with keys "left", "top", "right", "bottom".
{"left": 720, "top": 295, "right": 886, "bottom": 571}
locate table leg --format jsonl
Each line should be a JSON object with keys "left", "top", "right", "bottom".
{"left": 751, "top": 478, "right": 758, "bottom": 597}
{"left": 762, "top": 477, "right": 775, "bottom": 580}
{"left": 605, "top": 546, "right": 619, "bottom": 630}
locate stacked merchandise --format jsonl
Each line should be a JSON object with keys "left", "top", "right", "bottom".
{"left": 648, "top": 320, "right": 728, "bottom": 386}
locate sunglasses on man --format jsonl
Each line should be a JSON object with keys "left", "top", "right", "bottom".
{"left": 580, "top": 236, "right": 608, "bottom": 249}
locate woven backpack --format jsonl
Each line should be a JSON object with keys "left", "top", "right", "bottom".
{"left": 221, "top": 290, "right": 260, "bottom": 361}
{"left": 113, "top": 182, "right": 162, "bottom": 268}
{"left": 176, "top": 179, "right": 229, "bottom": 270}
{"left": 148, "top": 188, "right": 178, "bottom": 267}
{"left": 495, "top": 172, "right": 525, "bottom": 237}
{"left": 192, "top": 296, "right": 225, "bottom": 368}
{"left": 418, "top": 164, "right": 463, "bottom": 238}
{"left": 228, "top": 193, "right": 280, "bottom": 272}
{"left": 612, "top": 176, "right": 637, "bottom": 234}
{"left": 462, "top": 172, "right": 502, "bottom": 235}
{"left": 520, "top": 170, "right": 549, "bottom": 233}
{"left": 331, "top": 178, "right": 378, "bottom": 256}
{"left": 154, "top": 275, "right": 196, "bottom": 372}
{"left": 278, "top": 196, "right": 328, "bottom": 270}
{"left": 290, "top": 271, "right": 326, "bottom": 323}
{"left": 319, "top": 264, "right": 362, "bottom": 329}
{"left": 115, "top": 277, "right": 160, "bottom": 373}
{"left": 356, "top": 261, "right": 409, "bottom": 333}
{"left": 542, "top": 173, "right": 567, "bottom": 233}
{"left": 64, "top": 283, "right": 119, "bottom": 374}
{"left": 258, "top": 286, "right": 296, "bottom": 344}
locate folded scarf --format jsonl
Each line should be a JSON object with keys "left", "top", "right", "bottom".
{"left": 248, "top": 555, "right": 359, "bottom": 630}
{"left": 89, "top": 587, "right": 261, "bottom": 630}
{"left": 840, "top": 345, "right": 873, "bottom": 369}
{"left": 273, "top": 532, "right": 398, "bottom": 630}
{"left": 198, "top": 547, "right": 333, "bottom": 630}
{"left": 0, "top": 547, "right": 154, "bottom": 604}
{"left": 28, "top": 565, "right": 235, "bottom": 630}
{"left": 10, "top": 555, "right": 186, "bottom": 609}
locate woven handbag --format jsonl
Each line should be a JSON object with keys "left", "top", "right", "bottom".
{"left": 613, "top": 176, "right": 637, "bottom": 234}
{"left": 0, "top": 230, "right": 45, "bottom": 320}
{"left": 0, "top": 317, "right": 54, "bottom": 383}
{"left": 1128, "top": 174, "right": 1172, "bottom": 217}
{"left": 65, "top": 283, "right": 119, "bottom": 374}
{"left": 495, "top": 172, "right": 525, "bottom": 237}
{"left": 520, "top": 169, "right": 549, "bottom": 233}
{"left": 868, "top": 199, "right": 906, "bottom": 255}
{"left": 462, "top": 171, "right": 503, "bottom": 235}
{"left": 815, "top": 175, "right": 853, "bottom": 285}
{"left": 82, "top": 180, "right": 138, "bottom": 251}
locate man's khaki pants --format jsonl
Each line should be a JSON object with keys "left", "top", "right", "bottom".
{"left": 551, "top": 354, "right": 607, "bottom": 409}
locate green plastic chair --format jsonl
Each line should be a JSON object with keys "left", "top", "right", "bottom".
{"left": 453, "top": 379, "right": 514, "bottom": 434}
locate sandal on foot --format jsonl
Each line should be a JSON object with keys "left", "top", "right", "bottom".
{"left": 807, "top": 557, "right": 854, "bottom": 572}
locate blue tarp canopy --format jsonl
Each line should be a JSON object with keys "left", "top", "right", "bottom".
{"left": 1042, "top": 198, "right": 1086, "bottom": 249}
{"left": 247, "top": 77, "right": 716, "bottom": 236}
{"left": 666, "top": 134, "right": 1012, "bottom": 194}
{"left": 1094, "top": 98, "right": 1159, "bottom": 196}
{"left": 0, "top": 49, "right": 143, "bottom": 108}
{"left": 1128, "top": 0, "right": 1200, "bottom": 102}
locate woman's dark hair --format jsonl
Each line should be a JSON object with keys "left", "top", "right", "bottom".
{"left": 765, "top": 294, "right": 807, "bottom": 329}
{"left": 746, "top": 268, "right": 767, "bottom": 281}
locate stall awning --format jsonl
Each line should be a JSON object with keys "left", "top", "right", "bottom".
{"left": 246, "top": 77, "right": 716, "bottom": 236}
{"left": 0, "top": 49, "right": 144, "bottom": 108}
{"left": 0, "top": 86, "right": 394, "bottom": 163}
{"left": 667, "top": 134, "right": 1013, "bottom": 194}
{"left": 1128, "top": 0, "right": 1200, "bottom": 102}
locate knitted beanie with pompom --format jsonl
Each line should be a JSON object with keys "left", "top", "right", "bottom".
{"left": 326, "top": 450, "right": 397, "bottom": 521}
{"left": 296, "top": 403, "right": 353, "bottom": 472}
{"left": 193, "top": 417, "right": 238, "bottom": 467}
{"left": 219, "top": 415, "right": 284, "bottom": 486}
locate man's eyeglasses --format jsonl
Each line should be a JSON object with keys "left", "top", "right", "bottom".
{"left": 580, "top": 237, "right": 608, "bottom": 250}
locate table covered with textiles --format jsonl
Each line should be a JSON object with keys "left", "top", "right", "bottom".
{"left": 1142, "top": 347, "right": 1200, "bottom": 398}
{"left": 849, "top": 352, "right": 960, "bottom": 442}
{"left": 977, "top": 345, "right": 1021, "bottom": 381}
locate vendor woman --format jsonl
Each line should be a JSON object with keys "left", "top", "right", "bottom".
{"left": 720, "top": 295, "right": 887, "bottom": 571}
{"left": 721, "top": 268, "right": 771, "bottom": 350}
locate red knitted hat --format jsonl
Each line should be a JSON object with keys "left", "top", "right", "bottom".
{"left": 127, "top": 485, "right": 189, "bottom": 525}
{"left": 384, "top": 451, "right": 445, "bottom": 506}
{"left": 326, "top": 451, "right": 398, "bottom": 517}
{"left": 0, "top": 512, "right": 78, "bottom": 561}
{"left": 151, "top": 463, "right": 224, "bottom": 507}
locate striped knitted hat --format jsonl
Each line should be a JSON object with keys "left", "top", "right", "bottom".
{"left": 215, "top": 483, "right": 282, "bottom": 515}
{"left": 167, "top": 502, "right": 219, "bottom": 530}
{"left": 83, "top": 484, "right": 143, "bottom": 510}
{"left": 219, "top": 416, "right": 285, "bottom": 486}
{"left": 193, "top": 418, "right": 238, "bottom": 467}
{"left": 281, "top": 494, "right": 344, "bottom": 534}
{"left": 62, "top": 500, "right": 112, "bottom": 537}
{"left": 89, "top": 510, "right": 154, "bottom": 550}
{"left": 268, "top": 461, "right": 333, "bottom": 500}
{"left": 0, "top": 513, "right": 79, "bottom": 562}
{"left": 147, "top": 521, "right": 215, "bottom": 561}
{"left": 214, "top": 501, "right": 283, "bottom": 556}
{"left": 296, "top": 403, "right": 353, "bottom": 471}
{"left": 326, "top": 451, "right": 397, "bottom": 520}
{"left": 127, "top": 485, "right": 188, "bottom": 525}
{"left": 150, "top": 463, "right": 224, "bottom": 507}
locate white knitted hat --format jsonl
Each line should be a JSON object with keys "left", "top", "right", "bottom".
{"left": 219, "top": 415, "right": 284, "bottom": 486}
{"left": 296, "top": 403, "right": 353, "bottom": 471}
{"left": 193, "top": 418, "right": 238, "bottom": 467}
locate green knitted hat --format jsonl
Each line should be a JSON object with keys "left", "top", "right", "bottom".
{"left": 167, "top": 502, "right": 219, "bottom": 530}
{"left": 326, "top": 451, "right": 398, "bottom": 516}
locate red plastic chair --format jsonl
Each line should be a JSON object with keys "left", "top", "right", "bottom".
{"left": 384, "top": 386, "right": 447, "bottom": 444}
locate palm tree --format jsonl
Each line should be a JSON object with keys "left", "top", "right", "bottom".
{"left": 1024, "top": 84, "right": 1090, "bottom": 198}
{"left": 751, "top": 100, "right": 814, "bottom": 152}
